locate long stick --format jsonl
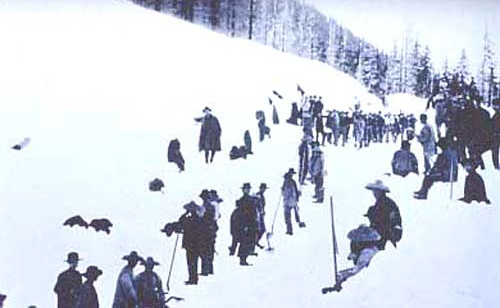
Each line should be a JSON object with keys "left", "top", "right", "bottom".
{"left": 266, "top": 194, "right": 283, "bottom": 251}
{"left": 166, "top": 232, "right": 180, "bottom": 292}
{"left": 330, "top": 196, "right": 338, "bottom": 284}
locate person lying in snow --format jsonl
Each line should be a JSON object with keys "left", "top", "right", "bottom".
{"left": 332, "top": 225, "right": 381, "bottom": 291}
{"left": 459, "top": 159, "right": 491, "bottom": 204}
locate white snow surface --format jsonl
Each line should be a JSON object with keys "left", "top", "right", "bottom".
{"left": 0, "top": 1, "right": 499, "bottom": 307}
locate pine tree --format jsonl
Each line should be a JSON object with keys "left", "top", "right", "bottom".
{"left": 479, "top": 27, "right": 496, "bottom": 105}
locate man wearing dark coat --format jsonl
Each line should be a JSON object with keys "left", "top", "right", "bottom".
{"left": 298, "top": 134, "right": 312, "bottom": 185}
{"left": 254, "top": 183, "right": 268, "bottom": 249}
{"left": 490, "top": 102, "right": 499, "bottom": 169}
{"left": 229, "top": 183, "right": 258, "bottom": 266}
{"left": 391, "top": 140, "right": 419, "bottom": 177}
{"left": 199, "top": 189, "right": 217, "bottom": 276}
{"left": 113, "top": 251, "right": 142, "bottom": 308}
{"left": 76, "top": 266, "right": 102, "bottom": 308}
{"left": 196, "top": 107, "right": 221, "bottom": 164}
{"left": 54, "top": 252, "right": 82, "bottom": 308}
{"left": 282, "top": 168, "right": 306, "bottom": 235}
{"left": 135, "top": 257, "right": 166, "bottom": 307}
{"left": 459, "top": 160, "right": 491, "bottom": 204}
{"left": 414, "top": 138, "right": 458, "bottom": 200}
{"left": 179, "top": 202, "right": 205, "bottom": 285}
{"left": 364, "top": 180, "right": 402, "bottom": 250}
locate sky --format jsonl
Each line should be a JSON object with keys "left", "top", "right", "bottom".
{"left": 308, "top": 0, "right": 500, "bottom": 74}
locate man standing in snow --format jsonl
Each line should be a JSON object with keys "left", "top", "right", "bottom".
{"left": 54, "top": 252, "right": 82, "bottom": 308}
{"left": 199, "top": 189, "right": 217, "bottom": 276}
{"left": 254, "top": 183, "right": 268, "bottom": 249}
{"left": 179, "top": 201, "right": 205, "bottom": 285}
{"left": 282, "top": 168, "right": 306, "bottom": 235}
{"left": 298, "top": 134, "right": 312, "bottom": 185}
{"left": 196, "top": 107, "right": 221, "bottom": 164}
{"left": 112, "top": 251, "right": 141, "bottom": 308}
{"left": 135, "top": 257, "right": 166, "bottom": 307}
{"left": 76, "top": 266, "right": 103, "bottom": 308}
{"left": 310, "top": 142, "right": 325, "bottom": 203}
{"left": 417, "top": 114, "right": 436, "bottom": 174}
{"left": 364, "top": 180, "right": 402, "bottom": 250}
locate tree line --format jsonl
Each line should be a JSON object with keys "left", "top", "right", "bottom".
{"left": 130, "top": 0, "right": 499, "bottom": 104}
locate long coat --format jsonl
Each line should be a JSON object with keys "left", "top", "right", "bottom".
{"left": 179, "top": 211, "right": 205, "bottom": 254}
{"left": 309, "top": 151, "right": 324, "bottom": 177}
{"left": 392, "top": 149, "right": 419, "bottom": 177}
{"left": 230, "top": 195, "right": 258, "bottom": 257}
{"left": 54, "top": 268, "right": 82, "bottom": 308}
{"left": 112, "top": 267, "right": 138, "bottom": 308}
{"left": 198, "top": 115, "right": 221, "bottom": 152}
{"left": 460, "top": 171, "right": 490, "bottom": 204}
{"left": 135, "top": 271, "right": 165, "bottom": 308}
{"left": 282, "top": 177, "right": 299, "bottom": 208}
{"left": 365, "top": 195, "right": 402, "bottom": 250}
{"left": 76, "top": 281, "right": 99, "bottom": 308}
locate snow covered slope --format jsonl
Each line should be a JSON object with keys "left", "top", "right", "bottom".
{"left": 0, "top": 1, "right": 499, "bottom": 307}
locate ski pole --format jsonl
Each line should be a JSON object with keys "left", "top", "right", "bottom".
{"left": 268, "top": 194, "right": 283, "bottom": 236}
{"left": 166, "top": 232, "right": 180, "bottom": 292}
{"left": 329, "top": 196, "right": 338, "bottom": 284}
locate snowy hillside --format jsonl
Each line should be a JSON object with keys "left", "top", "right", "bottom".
{"left": 1, "top": 1, "right": 499, "bottom": 308}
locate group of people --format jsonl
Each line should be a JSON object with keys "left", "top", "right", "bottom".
{"left": 54, "top": 251, "right": 168, "bottom": 307}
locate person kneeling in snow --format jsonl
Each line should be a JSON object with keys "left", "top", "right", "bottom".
{"left": 333, "top": 225, "right": 381, "bottom": 291}
{"left": 459, "top": 159, "right": 491, "bottom": 204}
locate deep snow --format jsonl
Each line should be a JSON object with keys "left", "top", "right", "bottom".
{"left": 0, "top": 1, "right": 499, "bottom": 308}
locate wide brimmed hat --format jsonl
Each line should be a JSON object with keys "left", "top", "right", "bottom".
{"left": 141, "top": 256, "right": 160, "bottom": 267}
{"left": 183, "top": 201, "right": 199, "bottom": 213}
{"left": 122, "top": 251, "right": 142, "bottom": 262}
{"left": 259, "top": 183, "right": 269, "bottom": 190}
{"left": 210, "top": 190, "right": 223, "bottom": 202}
{"left": 365, "top": 179, "right": 390, "bottom": 193}
{"left": 65, "top": 252, "right": 81, "bottom": 263}
{"left": 82, "top": 266, "right": 103, "bottom": 279}
{"left": 285, "top": 168, "right": 296, "bottom": 177}
{"left": 241, "top": 183, "right": 252, "bottom": 190}
{"left": 347, "top": 224, "right": 381, "bottom": 242}
{"left": 203, "top": 106, "right": 212, "bottom": 112}
{"left": 199, "top": 189, "right": 211, "bottom": 200}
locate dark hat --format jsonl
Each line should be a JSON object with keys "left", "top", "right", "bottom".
{"left": 365, "top": 179, "right": 390, "bottom": 193}
{"left": 347, "top": 224, "right": 381, "bottom": 242}
{"left": 82, "top": 266, "right": 103, "bottom": 279}
{"left": 183, "top": 201, "right": 199, "bottom": 213}
{"left": 122, "top": 251, "right": 142, "bottom": 262}
{"left": 210, "top": 190, "right": 223, "bottom": 202}
{"left": 285, "top": 168, "right": 296, "bottom": 177}
{"left": 241, "top": 183, "right": 252, "bottom": 190}
{"left": 199, "top": 189, "right": 211, "bottom": 200}
{"left": 65, "top": 252, "right": 81, "bottom": 263}
{"left": 203, "top": 106, "right": 212, "bottom": 112}
{"left": 259, "top": 183, "right": 268, "bottom": 190}
{"left": 141, "top": 256, "right": 160, "bottom": 267}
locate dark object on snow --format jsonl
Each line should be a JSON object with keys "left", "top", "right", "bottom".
{"left": 272, "top": 90, "right": 283, "bottom": 100}
{"left": 89, "top": 218, "right": 113, "bottom": 234}
{"left": 161, "top": 222, "right": 183, "bottom": 237}
{"left": 244, "top": 130, "right": 252, "bottom": 154}
{"left": 230, "top": 146, "right": 251, "bottom": 160}
{"left": 54, "top": 253, "right": 82, "bottom": 308}
{"left": 167, "top": 139, "right": 185, "bottom": 172}
{"left": 268, "top": 98, "right": 273, "bottom": 105}
{"left": 459, "top": 161, "right": 490, "bottom": 204}
{"left": 272, "top": 105, "right": 280, "bottom": 124}
{"left": 0, "top": 294, "right": 5, "bottom": 306}
{"left": 391, "top": 141, "right": 419, "bottom": 177}
{"left": 63, "top": 215, "right": 89, "bottom": 229}
{"left": 286, "top": 103, "right": 300, "bottom": 125}
{"left": 197, "top": 111, "right": 222, "bottom": 164}
{"left": 297, "top": 84, "right": 305, "bottom": 96}
{"left": 12, "top": 137, "right": 30, "bottom": 150}
{"left": 149, "top": 178, "right": 165, "bottom": 192}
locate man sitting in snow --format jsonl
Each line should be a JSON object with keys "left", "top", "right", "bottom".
{"left": 459, "top": 159, "right": 491, "bottom": 204}
{"left": 332, "top": 225, "right": 381, "bottom": 291}
{"left": 391, "top": 140, "right": 419, "bottom": 177}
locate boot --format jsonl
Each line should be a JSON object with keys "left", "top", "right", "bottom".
{"left": 299, "top": 222, "right": 306, "bottom": 228}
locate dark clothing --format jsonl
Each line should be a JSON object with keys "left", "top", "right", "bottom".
{"left": 272, "top": 105, "right": 280, "bottom": 124}
{"left": 136, "top": 271, "right": 166, "bottom": 308}
{"left": 365, "top": 195, "right": 402, "bottom": 250}
{"left": 198, "top": 115, "right": 221, "bottom": 152}
{"left": 54, "top": 268, "right": 82, "bottom": 308}
{"left": 230, "top": 195, "right": 258, "bottom": 258}
{"left": 492, "top": 111, "right": 499, "bottom": 168}
{"left": 201, "top": 201, "right": 217, "bottom": 275}
{"left": 460, "top": 171, "right": 490, "bottom": 204}
{"left": 392, "top": 149, "right": 419, "bottom": 177}
{"left": 298, "top": 141, "right": 310, "bottom": 184}
{"left": 287, "top": 103, "right": 300, "bottom": 125}
{"left": 244, "top": 130, "right": 252, "bottom": 153}
{"left": 415, "top": 148, "right": 458, "bottom": 198}
{"left": 179, "top": 210, "right": 204, "bottom": 283}
{"left": 167, "top": 139, "right": 185, "bottom": 172}
{"left": 76, "top": 281, "right": 99, "bottom": 308}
